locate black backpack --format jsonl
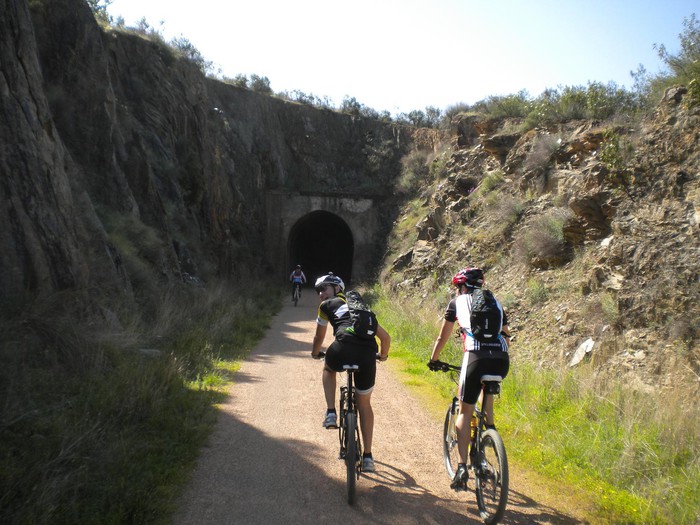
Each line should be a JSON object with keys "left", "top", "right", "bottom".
{"left": 469, "top": 288, "right": 503, "bottom": 343}
{"left": 344, "top": 290, "right": 379, "bottom": 340}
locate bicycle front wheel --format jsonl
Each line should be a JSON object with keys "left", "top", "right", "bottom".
{"left": 475, "top": 429, "right": 509, "bottom": 524}
{"left": 442, "top": 402, "right": 459, "bottom": 480}
{"left": 345, "top": 411, "right": 358, "bottom": 505}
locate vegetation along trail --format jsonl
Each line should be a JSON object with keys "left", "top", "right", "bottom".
{"left": 174, "top": 292, "right": 589, "bottom": 524}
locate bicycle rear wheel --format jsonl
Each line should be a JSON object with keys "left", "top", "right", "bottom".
{"left": 475, "top": 429, "right": 509, "bottom": 524}
{"left": 345, "top": 411, "right": 358, "bottom": 504}
{"left": 442, "top": 401, "right": 459, "bottom": 480}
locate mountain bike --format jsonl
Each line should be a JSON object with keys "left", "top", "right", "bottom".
{"left": 437, "top": 362, "right": 509, "bottom": 524}
{"left": 338, "top": 363, "right": 362, "bottom": 504}
{"left": 292, "top": 282, "right": 301, "bottom": 306}
{"left": 316, "top": 352, "right": 378, "bottom": 505}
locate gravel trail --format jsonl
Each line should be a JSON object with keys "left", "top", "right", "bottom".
{"left": 174, "top": 292, "right": 587, "bottom": 524}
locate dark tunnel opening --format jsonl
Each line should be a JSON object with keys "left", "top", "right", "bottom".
{"left": 287, "top": 211, "right": 354, "bottom": 288}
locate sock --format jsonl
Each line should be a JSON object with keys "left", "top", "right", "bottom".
{"left": 363, "top": 452, "right": 373, "bottom": 459}
{"left": 326, "top": 409, "right": 336, "bottom": 414}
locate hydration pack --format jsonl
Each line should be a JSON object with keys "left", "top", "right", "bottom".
{"left": 344, "top": 290, "right": 379, "bottom": 340}
{"left": 469, "top": 288, "right": 503, "bottom": 343}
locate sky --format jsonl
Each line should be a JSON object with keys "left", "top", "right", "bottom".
{"left": 106, "top": 0, "right": 696, "bottom": 116}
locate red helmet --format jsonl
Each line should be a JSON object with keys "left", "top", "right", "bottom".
{"left": 451, "top": 267, "right": 484, "bottom": 287}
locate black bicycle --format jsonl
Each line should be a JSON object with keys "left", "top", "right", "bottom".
{"left": 437, "top": 362, "right": 509, "bottom": 524}
{"left": 316, "top": 351, "right": 379, "bottom": 505}
{"left": 338, "top": 363, "right": 362, "bottom": 504}
{"left": 292, "top": 282, "right": 302, "bottom": 306}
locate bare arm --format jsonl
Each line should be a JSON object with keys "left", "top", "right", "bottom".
{"left": 376, "top": 324, "right": 391, "bottom": 361}
{"left": 311, "top": 323, "right": 328, "bottom": 357}
{"left": 501, "top": 323, "right": 511, "bottom": 347}
{"left": 430, "top": 318, "right": 455, "bottom": 362}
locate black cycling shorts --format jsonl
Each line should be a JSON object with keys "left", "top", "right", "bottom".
{"left": 324, "top": 337, "right": 377, "bottom": 394}
{"left": 459, "top": 350, "right": 510, "bottom": 404}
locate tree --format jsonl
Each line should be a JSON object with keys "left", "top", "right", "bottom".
{"left": 249, "top": 74, "right": 272, "bottom": 94}
{"left": 651, "top": 13, "right": 700, "bottom": 103}
{"left": 86, "top": 0, "right": 112, "bottom": 25}
{"left": 170, "top": 36, "right": 214, "bottom": 75}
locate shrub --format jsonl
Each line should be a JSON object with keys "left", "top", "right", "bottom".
{"left": 428, "top": 147, "right": 451, "bottom": 181}
{"left": 523, "top": 134, "right": 561, "bottom": 173}
{"left": 249, "top": 74, "right": 272, "bottom": 94}
{"left": 477, "top": 90, "right": 532, "bottom": 118}
{"left": 514, "top": 209, "right": 571, "bottom": 267}
{"left": 599, "top": 129, "right": 634, "bottom": 186}
{"left": 525, "top": 278, "right": 549, "bottom": 304}
{"left": 398, "top": 149, "right": 430, "bottom": 193}
{"left": 484, "top": 192, "right": 524, "bottom": 236}
{"left": 170, "top": 36, "right": 214, "bottom": 75}
{"left": 395, "top": 107, "right": 444, "bottom": 128}
{"left": 477, "top": 169, "right": 504, "bottom": 195}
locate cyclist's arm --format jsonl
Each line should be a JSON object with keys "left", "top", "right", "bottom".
{"left": 376, "top": 324, "right": 390, "bottom": 361}
{"left": 312, "top": 322, "right": 328, "bottom": 357}
{"left": 501, "top": 323, "right": 511, "bottom": 347}
{"left": 430, "top": 318, "right": 455, "bottom": 362}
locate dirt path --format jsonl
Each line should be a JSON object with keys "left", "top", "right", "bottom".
{"left": 174, "top": 292, "right": 588, "bottom": 524}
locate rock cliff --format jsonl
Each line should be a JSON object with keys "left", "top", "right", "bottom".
{"left": 385, "top": 89, "right": 699, "bottom": 397}
{"left": 1, "top": 0, "right": 410, "bottom": 306}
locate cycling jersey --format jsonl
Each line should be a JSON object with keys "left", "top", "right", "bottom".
{"left": 317, "top": 292, "right": 378, "bottom": 393}
{"left": 290, "top": 270, "right": 306, "bottom": 283}
{"left": 444, "top": 290, "right": 510, "bottom": 403}
{"left": 445, "top": 292, "right": 509, "bottom": 352}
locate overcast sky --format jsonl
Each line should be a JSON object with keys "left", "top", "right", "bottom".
{"left": 106, "top": 0, "right": 696, "bottom": 116}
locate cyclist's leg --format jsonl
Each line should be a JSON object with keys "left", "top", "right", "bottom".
{"left": 460, "top": 353, "right": 486, "bottom": 463}
{"left": 356, "top": 392, "right": 374, "bottom": 454}
{"left": 353, "top": 348, "right": 377, "bottom": 456}
{"left": 323, "top": 341, "right": 345, "bottom": 413}
{"left": 481, "top": 355, "right": 510, "bottom": 426}
{"left": 322, "top": 367, "right": 337, "bottom": 410}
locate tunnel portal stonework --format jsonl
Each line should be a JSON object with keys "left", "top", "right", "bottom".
{"left": 265, "top": 191, "right": 385, "bottom": 286}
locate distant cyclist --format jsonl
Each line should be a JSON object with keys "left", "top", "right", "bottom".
{"left": 428, "top": 267, "right": 511, "bottom": 490}
{"left": 289, "top": 264, "right": 307, "bottom": 301}
{"left": 311, "top": 272, "right": 391, "bottom": 472}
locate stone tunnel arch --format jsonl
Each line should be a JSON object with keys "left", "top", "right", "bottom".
{"left": 287, "top": 210, "right": 354, "bottom": 286}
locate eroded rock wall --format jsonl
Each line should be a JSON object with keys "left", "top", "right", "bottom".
{"left": 0, "top": 0, "right": 410, "bottom": 303}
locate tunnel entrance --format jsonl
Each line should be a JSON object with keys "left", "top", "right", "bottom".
{"left": 287, "top": 211, "right": 354, "bottom": 287}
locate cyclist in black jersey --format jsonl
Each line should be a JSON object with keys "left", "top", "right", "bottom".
{"left": 311, "top": 273, "right": 390, "bottom": 473}
{"left": 428, "top": 267, "right": 511, "bottom": 490}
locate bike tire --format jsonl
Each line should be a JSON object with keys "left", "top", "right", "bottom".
{"left": 442, "top": 401, "right": 460, "bottom": 480}
{"left": 293, "top": 286, "right": 300, "bottom": 306}
{"left": 338, "top": 389, "right": 346, "bottom": 453}
{"left": 475, "top": 429, "right": 509, "bottom": 524}
{"left": 345, "top": 411, "right": 358, "bottom": 505}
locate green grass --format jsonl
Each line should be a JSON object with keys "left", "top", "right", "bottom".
{"left": 372, "top": 285, "right": 700, "bottom": 525}
{"left": 0, "top": 280, "right": 280, "bottom": 524}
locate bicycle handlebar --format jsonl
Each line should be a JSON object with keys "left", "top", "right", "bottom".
{"left": 427, "top": 360, "right": 460, "bottom": 372}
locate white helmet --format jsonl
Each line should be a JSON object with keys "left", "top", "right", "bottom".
{"left": 314, "top": 272, "right": 345, "bottom": 292}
